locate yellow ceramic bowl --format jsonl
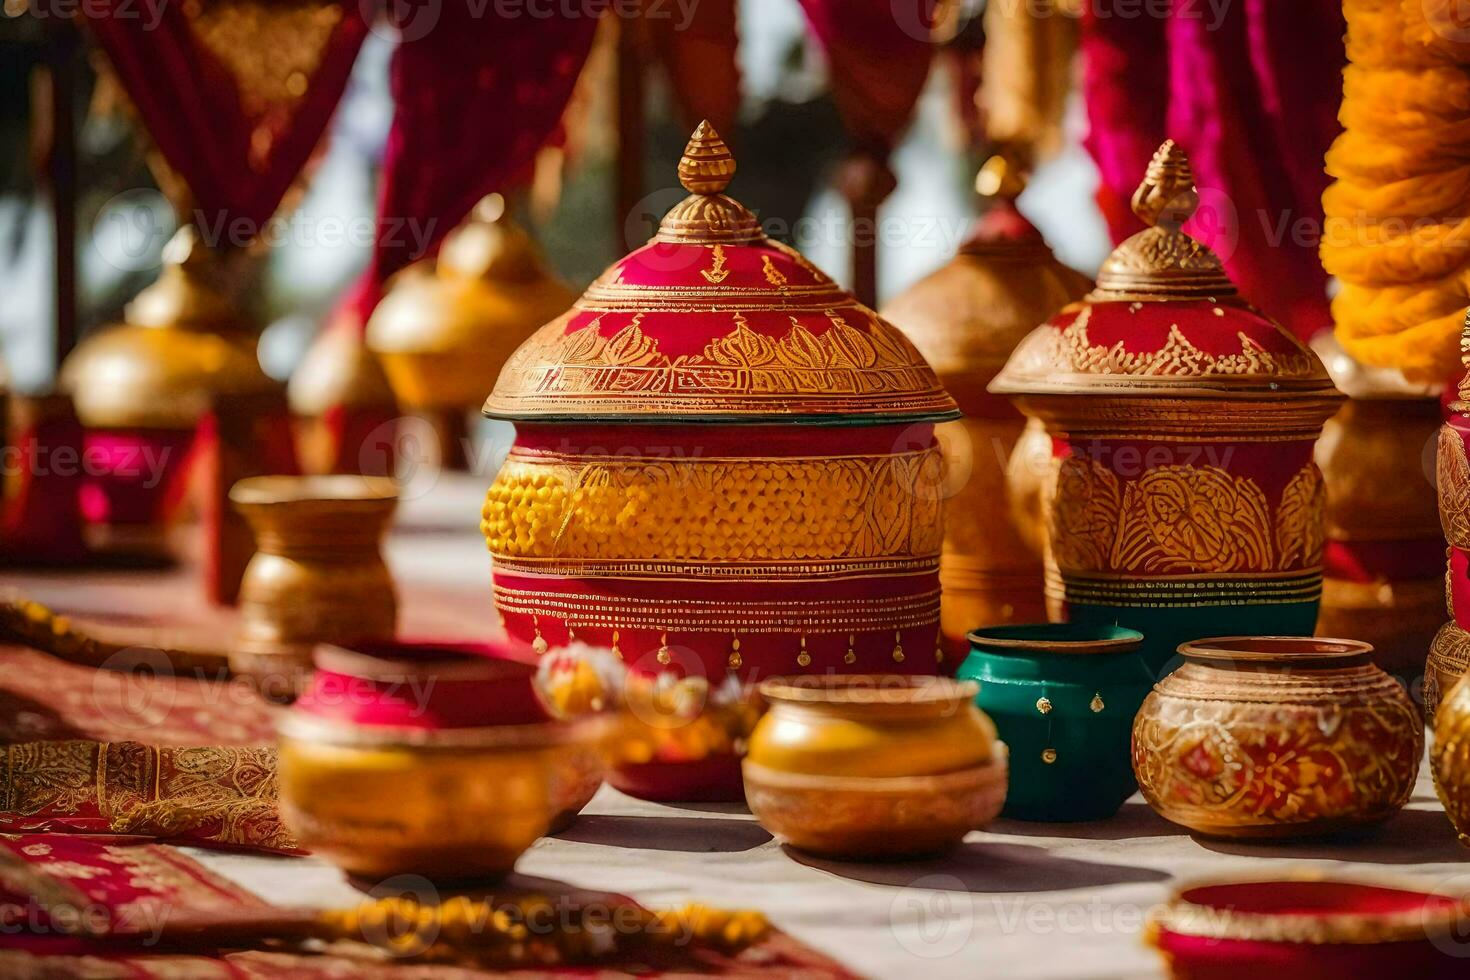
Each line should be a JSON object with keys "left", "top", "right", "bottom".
{"left": 278, "top": 713, "right": 612, "bottom": 881}
{"left": 743, "top": 675, "right": 1007, "bottom": 858}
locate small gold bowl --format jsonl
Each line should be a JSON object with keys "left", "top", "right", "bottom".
{"left": 743, "top": 675, "right": 1007, "bottom": 859}
{"left": 278, "top": 711, "right": 612, "bottom": 882}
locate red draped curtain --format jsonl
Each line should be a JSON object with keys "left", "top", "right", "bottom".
{"left": 83, "top": 0, "right": 373, "bottom": 241}
{"left": 1081, "top": 0, "right": 1345, "bottom": 338}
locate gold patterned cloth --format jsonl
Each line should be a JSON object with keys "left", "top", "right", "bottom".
{"left": 0, "top": 642, "right": 289, "bottom": 852}
{"left": 0, "top": 741, "right": 292, "bottom": 852}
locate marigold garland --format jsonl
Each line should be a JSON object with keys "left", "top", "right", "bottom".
{"left": 1323, "top": 0, "right": 1470, "bottom": 382}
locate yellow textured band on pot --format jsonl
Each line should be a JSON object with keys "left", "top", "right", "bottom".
{"left": 481, "top": 449, "right": 944, "bottom": 563}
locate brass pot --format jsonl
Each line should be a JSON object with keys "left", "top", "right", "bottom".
{"left": 278, "top": 711, "right": 613, "bottom": 881}
{"left": 1133, "top": 637, "right": 1422, "bottom": 839}
{"left": 1427, "top": 621, "right": 1470, "bottom": 725}
{"left": 1312, "top": 334, "right": 1443, "bottom": 675}
{"left": 882, "top": 152, "right": 1089, "bottom": 652}
{"left": 1432, "top": 671, "right": 1470, "bottom": 847}
{"left": 743, "top": 675, "right": 1006, "bottom": 858}
{"left": 230, "top": 476, "right": 398, "bottom": 689}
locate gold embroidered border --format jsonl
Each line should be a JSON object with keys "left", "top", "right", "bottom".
{"left": 483, "top": 448, "right": 944, "bottom": 567}
{"left": 1047, "top": 567, "right": 1323, "bottom": 607}
{"left": 493, "top": 584, "right": 940, "bottom": 633}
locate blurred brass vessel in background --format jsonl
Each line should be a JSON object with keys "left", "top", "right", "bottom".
{"left": 230, "top": 475, "right": 398, "bottom": 689}
{"left": 883, "top": 152, "right": 1089, "bottom": 655}
{"left": 1312, "top": 334, "right": 1443, "bottom": 675}
{"left": 368, "top": 194, "right": 576, "bottom": 413}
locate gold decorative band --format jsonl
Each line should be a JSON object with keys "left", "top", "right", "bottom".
{"left": 483, "top": 449, "right": 944, "bottom": 568}
{"left": 492, "top": 555, "right": 940, "bottom": 582}
{"left": 1047, "top": 567, "right": 1323, "bottom": 607}
{"left": 493, "top": 584, "right": 941, "bottom": 634}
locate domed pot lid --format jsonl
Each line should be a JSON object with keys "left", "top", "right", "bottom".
{"left": 60, "top": 226, "right": 273, "bottom": 429}
{"left": 881, "top": 151, "right": 1092, "bottom": 384}
{"left": 483, "top": 122, "right": 959, "bottom": 426}
{"left": 990, "top": 140, "right": 1339, "bottom": 403}
{"left": 366, "top": 193, "right": 576, "bottom": 356}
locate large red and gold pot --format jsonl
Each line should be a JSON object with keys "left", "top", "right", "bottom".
{"left": 1312, "top": 333, "right": 1442, "bottom": 677}
{"left": 60, "top": 227, "right": 275, "bottom": 557}
{"left": 991, "top": 141, "right": 1343, "bottom": 673}
{"left": 481, "top": 123, "right": 958, "bottom": 801}
{"left": 882, "top": 151, "right": 1090, "bottom": 655}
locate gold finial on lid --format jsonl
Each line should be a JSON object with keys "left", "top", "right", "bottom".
{"left": 655, "top": 122, "right": 762, "bottom": 245}
{"left": 1131, "top": 139, "right": 1199, "bottom": 231}
{"left": 678, "top": 120, "right": 736, "bottom": 195}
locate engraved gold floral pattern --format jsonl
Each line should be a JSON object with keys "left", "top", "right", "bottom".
{"left": 1133, "top": 665, "right": 1421, "bottom": 834}
{"left": 1046, "top": 457, "right": 1324, "bottom": 575}
{"left": 1438, "top": 425, "right": 1470, "bottom": 548}
{"left": 1002, "top": 306, "right": 1320, "bottom": 382}
{"left": 487, "top": 308, "right": 951, "bottom": 418}
{"left": 483, "top": 449, "right": 944, "bottom": 566}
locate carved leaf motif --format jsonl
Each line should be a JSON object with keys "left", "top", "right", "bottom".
{"left": 702, "top": 318, "right": 777, "bottom": 367}
{"left": 557, "top": 320, "right": 609, "bottom": 365}
{"left": 1276, "top": 464, "right": 1326, "bottom": 570}
{"left": 1046, "top": 455, "right": 1122, "bottom": 572}
{"left": 1113, "top": 465, "right": 1273, "bottom": 573}
{"left": 777, "top": 321, "right": 832, "bottom": 369}
{"left": 601, "top": 320, "right": 664, "bottom": 367}
{"left": 823, "top": 313, "right": 878, "bottom": 369}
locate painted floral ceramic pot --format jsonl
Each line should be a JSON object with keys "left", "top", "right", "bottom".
{"left": 1148, "top": 875, "right": 1470, "bottom": 980}
{"left": 1312, "top": 333, "right": 1443, "bottom": 676}
{"left": 991, "top": 142, "right": 1342, "bottom": 673}
{"left": 959, "top": 623, "right": 1150, "bottom": 821}
{"left": 882, "top": 152, "right": 1090, "bottom": 656}
{"left": 481, "top": 123, "right": 957, "bottom": 801}
{"left": 1133, "top": 637, "right": 1421, "bottom": 839}
{"left": 743, "top": 675, "right": 1006, "bottom": 859}
{"left": 277, "top": 641, "right": 611, "bottom": 881}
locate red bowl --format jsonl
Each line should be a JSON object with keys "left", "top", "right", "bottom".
{"left": 295, "top": 639, "right": 549, "bottom": 730}
{"left": 1149, "top": 877, "right": 1470, "bottom": 979}
{"left": 609, "top": 754, "right": 746, "bottom": 803}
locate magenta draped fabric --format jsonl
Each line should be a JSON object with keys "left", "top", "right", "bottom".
{"left": 795, "top": 0, "right": 936, "bottom": 154}
{"left": 83, "top": 0, "right": 370, "bottom": 240}
{"left": 354, "top": 8, "right": 601, "bottom": 321}
{"left": 1082, "top": 0, "right": 1345, "bottom": 338}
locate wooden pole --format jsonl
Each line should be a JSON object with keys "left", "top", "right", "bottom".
{"left": 44, "top": 20, "right": 80, "bottom": 371}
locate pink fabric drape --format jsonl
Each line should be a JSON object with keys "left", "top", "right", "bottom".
{"left": 354, "top": 8, "right": 601, "bottom": 322}
{"left": 83, "top": 0, "right": 370, "bottom": 239}
{"left": 1082, "top": 0, "right": 1345, "bottom": 338}
{"left": 795, "top": 0, "right": 936, "bottom": 154}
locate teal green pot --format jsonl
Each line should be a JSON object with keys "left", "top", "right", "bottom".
{"left": 958, "top": 623, "right": 1151, "bottom": 822}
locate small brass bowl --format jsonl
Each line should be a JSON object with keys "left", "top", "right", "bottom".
{"left": 278, "top": 711, "right": 613, "bottom": 881}
{"left": 743, "top": 752, "right": 1008, "bottom": 859}
{"left": 743, "top": 675, "right": 1007, "bottom": 859}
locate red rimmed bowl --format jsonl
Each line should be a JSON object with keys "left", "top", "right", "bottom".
{"left": 279, "top": 640, "right": 611, "bottom": 880}
{"left": 1148, "top": 876, "right": 1470, "bottom": 979}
